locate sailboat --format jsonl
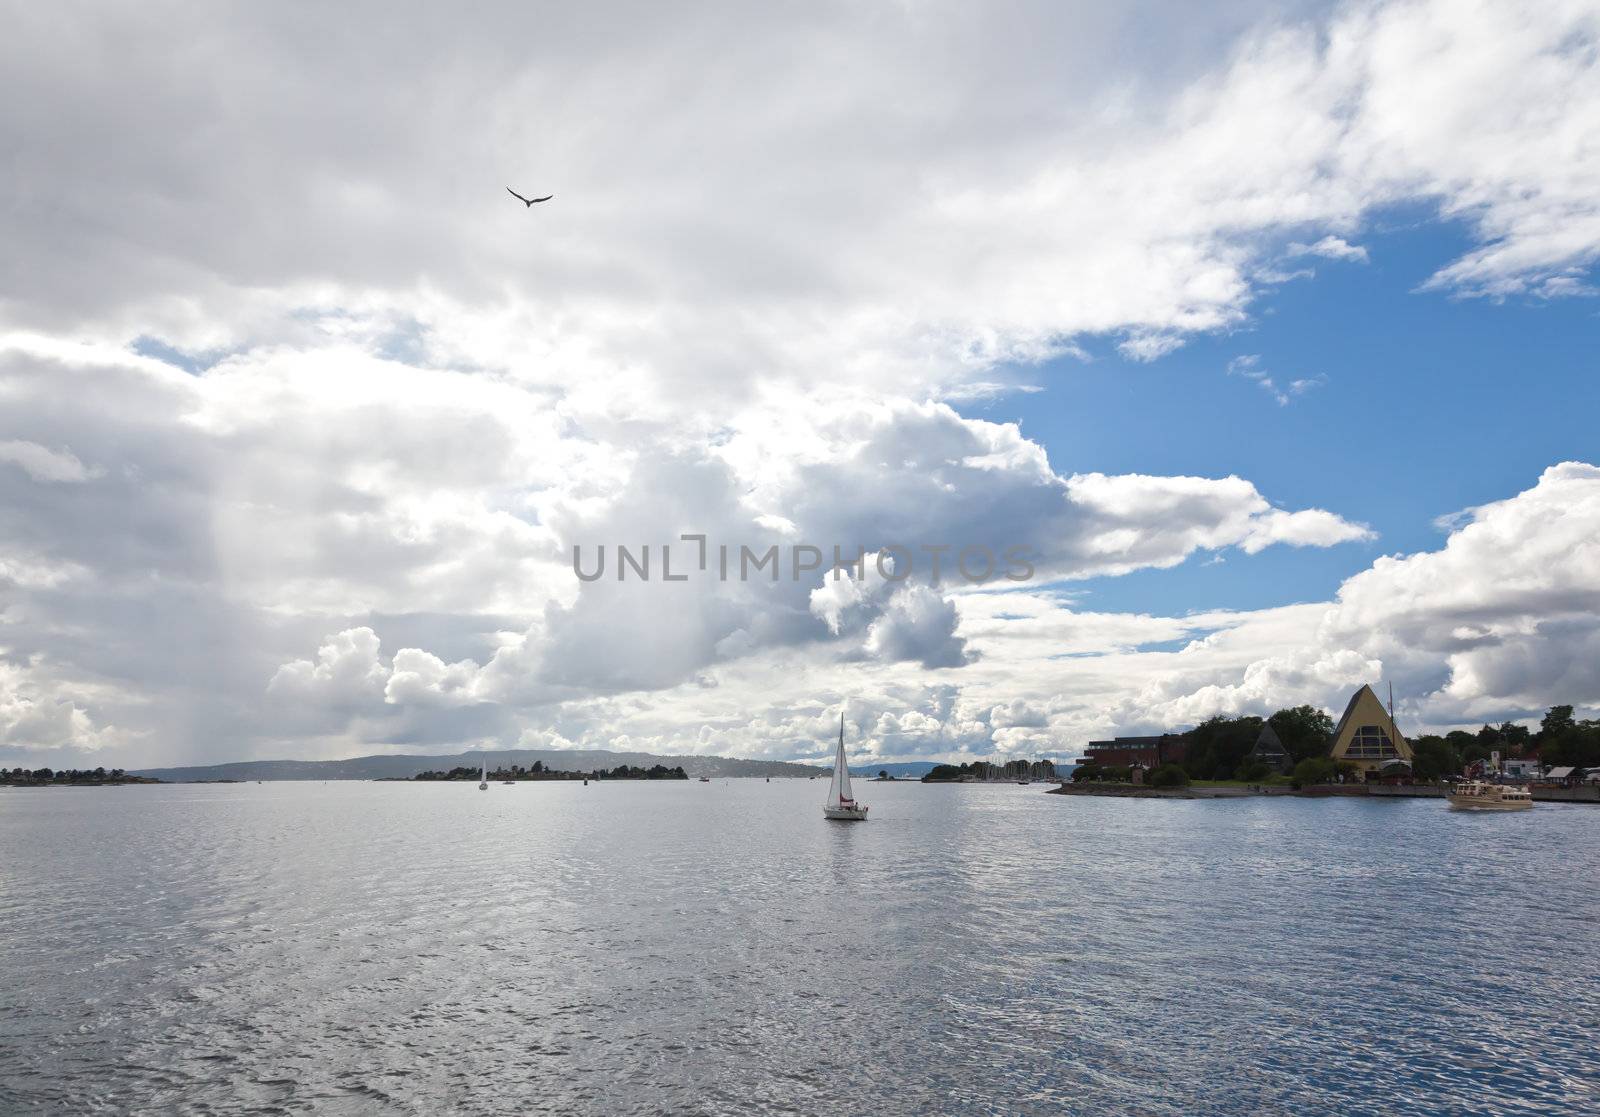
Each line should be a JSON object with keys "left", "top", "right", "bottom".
{"left": 824, "top": 713, "right": 868, "bottom": 821}
{"left": 478, "top": 759, "right": 488, "bottom": 791}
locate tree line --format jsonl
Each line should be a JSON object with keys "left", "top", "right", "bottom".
{"left": 1070, "top": 702, "right": 1599, "bottom": 786}
{"left": 1074, "top": 705, "right": 1337, "bottom": 786}
{"left": 1409, "top": 705, "right": 1599, "bottom": 778}
{"left": 412, "top": 762, "right": 689, "bottom": 781}
{"left": 923, "top": 759, "right": 1059, "bottom": 782}
{"left": 2, "top": 766, "right": 157, "bottom": 785}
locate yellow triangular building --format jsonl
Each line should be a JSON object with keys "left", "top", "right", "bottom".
{"left": 1327, "top": 683, "right": 1412, "bottom": 775}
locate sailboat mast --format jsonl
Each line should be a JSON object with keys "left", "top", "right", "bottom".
{"left": 1388, "top": 681, "right": 1402, "bottom": 765}
{"left": 831, "top": 711, "right": 853, "bottom": 804}
{"left": 822, "top": 706, "right": 867, "bottom": 819}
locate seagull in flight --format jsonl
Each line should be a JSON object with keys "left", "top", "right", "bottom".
{"left": 507, "top": 187, "right": 553, "bottom": 207}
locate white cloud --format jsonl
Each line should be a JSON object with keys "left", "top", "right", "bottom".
{"left": 2, "top": 2, "right": 1599, "bottom": 766}
{"left": 1061, "top": 469, "right": 1372, "bottom": 571}
{"left": 1087, "top": 463, "right": 1600, "bottom": 736}
{"left": 1288, "top": 235, "right": 1370, "bottom": 262}
{"left": 384, "top": 648, "right": 484, "bottom": 709}
{"left": 0, "top": 659, "right": 124, "bottom": 753}
{"left": 1323, "top": 462, "right": 1600, "bottom": 713}
{"left": 1227, "top": 355, "right": 1328, "bottom": 406}
{"left": 245, "top": 453, "right": 1600, "bottom": 761}
{"left": 1240, "top": 507, "right": 1375, "bottom": 553}
{"left": 268, "top": 628, "right": 389, "bottom": 707}
{"left": 862, "top": 585, "right": 972, "bottom": 670}
{"left": 1117, "top": 332, "right": 1188, "bottom": 362}
{"left": 2, "top": 1, "right": 1597, "bottom": 395}
{"left": 990, "top": 698, "right": 1050, "bottom": 729}
{"left": 0, "top": 440, "right": 102, "bottom": 483}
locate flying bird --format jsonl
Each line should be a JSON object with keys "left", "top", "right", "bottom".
{"left": 507, "top": 187, "right": 553, "bottom": 207}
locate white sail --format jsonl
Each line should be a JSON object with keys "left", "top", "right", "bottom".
{"left": 828, "top": 713, "right": 854, "bottom": 808}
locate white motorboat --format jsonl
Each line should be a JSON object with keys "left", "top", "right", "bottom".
{"left": 824, "top": 713, "right": 867, "bottom": 821}
{"left": 1447, "top": 779, "right": 1532, "bottom": 811}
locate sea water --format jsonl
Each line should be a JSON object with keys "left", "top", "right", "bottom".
{"left": 2, "top": 780, "right": 1596, "bottom": 1114}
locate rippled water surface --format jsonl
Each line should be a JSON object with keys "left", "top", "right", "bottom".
{"left": 3, "top": 781, "right": 1598, "bottom": 1115}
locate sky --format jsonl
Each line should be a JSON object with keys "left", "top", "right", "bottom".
{"left": 2, "top": 0, "right": 1599, "bottom": 770}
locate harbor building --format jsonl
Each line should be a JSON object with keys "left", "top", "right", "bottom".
{"left": 1326, "top": 683, "right": 1413, "bottom": 776}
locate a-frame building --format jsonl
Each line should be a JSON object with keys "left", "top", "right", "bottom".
{"left": 1327, "top": 684, "right": 1412, "bottom": 776}
{"left": 1247, "top": 720, "right": 1292, "bottom": 774}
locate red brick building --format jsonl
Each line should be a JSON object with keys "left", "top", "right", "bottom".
{"left": 1080, "top": 734, "right": 1188, "bottom": 769}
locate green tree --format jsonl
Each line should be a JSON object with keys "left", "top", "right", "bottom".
{"left": 1540, "top": 720, "right": 1600, "bottom": 769}
{"left": 1291, "top": 757, "right": 1335, "bottom": 788}
{"left": 1071, "top": 764, "right": 1131, "bottom": 783}
{"left": 1183, "top": 716, "right": 1264, "bottom": 779}
{"left": 1234, "top": 759, "right": 1272, "bottom": 782}
{"left": 1445, "top": 730, "right": 1489, "bottom": 766}
{"left": 1540, "top": 705, "right": 1576, "bottom": 739}
{"left": 1409, "top": 734, "right": 1457, "bottom": 781}
{"left": 1498, "top": 721, "right": 1533, "bottom": 751}
{"left": 1269, "top": 705, "right": 1336, "bottom": 762}
{"left": 1149, "top": 763, "right": 1190, "bottom": 788}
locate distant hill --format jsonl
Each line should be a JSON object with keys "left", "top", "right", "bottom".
{"left": 849, "top": 761, "right": 940, "bottom": 778}
{"left": 132, "top": 747, "right": 827, "bottom": 783}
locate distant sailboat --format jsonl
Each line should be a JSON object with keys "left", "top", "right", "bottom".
{"left": 824, "top": 713, "right": 868, "bottom": 821}
{"left": 478, "top": 759, "right": 488, "bottom": 791}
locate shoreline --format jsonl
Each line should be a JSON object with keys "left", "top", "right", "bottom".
{"left": 1048, "top": 782, "right": 1600, "bottom": 803}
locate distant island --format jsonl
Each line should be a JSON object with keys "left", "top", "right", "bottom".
{"left": 851, "top": 761, "right": 941, "bottom": 779}
{"left": 3, "top": 766, "right": 162, "bottom": 787}
{"left": 921, "top": 759, "right": 1059, "bottom": 782}
{"left": 132, "top": 746, "right": 826, "bottom": 783}
{"left": 411, "top": 761, "right": 688, "bottom": 782}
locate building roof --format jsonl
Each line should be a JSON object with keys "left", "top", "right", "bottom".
{"left": 1086, "top": 735, "right": 1180, "bottom": 749}
{"left": 1327, "top": 683, "right": 1413, "bottom": 764}
{"left": 1328, "top": 686, "right": 1366, "bottom": 749}
{"left": 1546, "top": 766, "right": 1577, "bottom": 778}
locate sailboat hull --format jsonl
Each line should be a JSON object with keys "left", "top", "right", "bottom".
{"left": 823, "top": 805, "right": 868, "bottom": 821}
